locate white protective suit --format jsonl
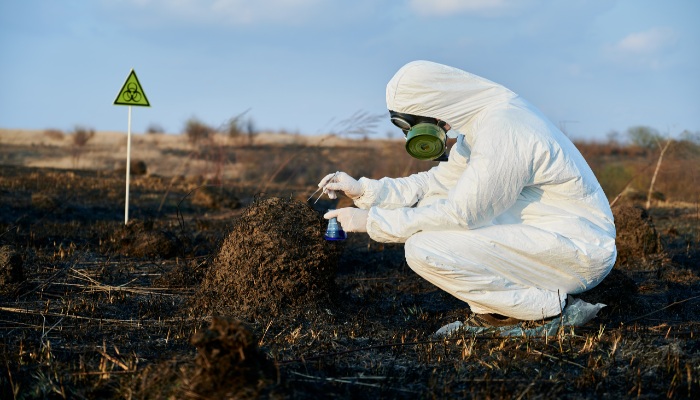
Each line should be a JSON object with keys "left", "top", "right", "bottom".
{"left": 351, "top": 61, "right": 617, "bottom": 320}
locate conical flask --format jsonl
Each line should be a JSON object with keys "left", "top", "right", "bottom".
{"left": 324, "top": 212, "right": 347, "bottom": 241}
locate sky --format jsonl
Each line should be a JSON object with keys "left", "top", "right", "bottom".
{"left": 1, "top": 0, "right": 698, "bottom": 141}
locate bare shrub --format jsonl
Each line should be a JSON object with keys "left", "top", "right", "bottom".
{"left": 225, "top": 118, "right": 243, "bottom": 140}
{"left": 184, "top": 117, "right": 214, "bottom": 146}
{"left": 72, "top": 126, "right": 95, "bottom": 147}
{"left": 221, "top": 109, "right": 250, "bottom": 141}
{"left": 328, "top": 109, "right": 384, "bottom": 137}
{"left": 223, "top": 112, "right": 257, "bottom": 146}
{"left": 244, "top": 117, "right": 257, "bottom": 146}
{"left": 70, "top": 125, "right": 95, "bottom": 167}
{"left": 43, "top": 128, "right": 64, "bottom": 141}
{"left": 146, "top": 123, "right": 165, "bottom": 134}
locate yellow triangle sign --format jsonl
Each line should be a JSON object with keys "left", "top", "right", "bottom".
{"left": 114, "top": 69, "right": 150, "bottom": 107}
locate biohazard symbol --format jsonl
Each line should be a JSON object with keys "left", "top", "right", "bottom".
{"left": 122, "top": 83, "right": 142, "bottom": 102}
{"left": 114, "top": 69, "right": 150, "bottom": 107}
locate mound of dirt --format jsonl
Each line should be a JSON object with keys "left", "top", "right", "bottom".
{"left": 112, "top": 220, "right": 182, "bottom": 259}
{"left": 191, "top": 185, "right": 240, "bottom": 209}
{"left": 0, "top": 245, "right": 24, "bottom": 288}
{"left": 153, "top": 258, "right": 208, "bottom": 288}
{"left": 30, "top": 192, "right": 60, "bottom": 211}
{"left": 612, "top": 204, "right": 662, "bottom": 267}
{"left": 114, "top": 159, "right": 148, "bottom": 176}
{"left": 188, "top": 317, "right": 274, "bottom": 399}
{"left": 195, "top": 196, "right": 343, "bottom": 320}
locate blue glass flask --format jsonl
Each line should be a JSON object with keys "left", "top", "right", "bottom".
{"left": 324, "top": 211, "right": 347, "bottom": 241}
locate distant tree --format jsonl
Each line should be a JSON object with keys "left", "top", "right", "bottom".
{"left": 675, "top": 129, "right": 700, "bottom": 156}
{"left": 679, "top": 129, "right": 700, "bottom": 145}
{"left": 184, "top": 117, "right": 214, "bottom": 146}
{"left": 70, "top": 125, "right": 95, "bottom": 167}
{"left": 605, "top": 130, "right": 621, "bottom": 145}
{"left": 72, "top": 126, "right": 95, "bottom": 147}
{"left": 146, "top": 123, "right": 165, "bottom": 134}
{"left": 626, "top": 126, "right": 662, "bottom": 149}
{"left": 245, "top": 116, "right": 257, "bottom": 146}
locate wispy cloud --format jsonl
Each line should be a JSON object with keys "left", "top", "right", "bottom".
{"left": 605, "top": 27, "right": 678, "bottom": 69}
{"left": 105, "top": 0, "right": 324, "bottom": 26}
{"left": 615, "top": 27, "right": 678, "bottom": 54}
{"left": 408, "top": 0, "right": 529, "bottom": 17}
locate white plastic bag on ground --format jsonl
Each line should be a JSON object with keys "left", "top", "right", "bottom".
{"left": 434, "top": 297, "right": 606, "bottom": 337}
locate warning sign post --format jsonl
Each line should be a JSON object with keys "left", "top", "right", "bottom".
{"left": 114, "top": 69, "right": 150, "bottom": 225}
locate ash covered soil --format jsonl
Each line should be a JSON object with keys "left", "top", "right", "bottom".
{"left": 1, "top": 165, "right": 699, "bottom": 399}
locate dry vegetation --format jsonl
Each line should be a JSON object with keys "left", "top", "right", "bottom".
{"left": 0, "top": 128, "right": 698, "bottom": 399}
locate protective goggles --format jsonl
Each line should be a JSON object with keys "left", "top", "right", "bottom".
{"left": 389, "top": 111, "right": 448, "bottom": 161}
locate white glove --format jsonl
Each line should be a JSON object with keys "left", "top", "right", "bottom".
{"left": 324, "top": 208, "right": 369, "bottom": 233}
{"left": 318, "top": 171, "right": 363, "bottom": 199}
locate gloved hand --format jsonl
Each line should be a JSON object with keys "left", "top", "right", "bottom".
{"left": 318, "top": 171, "right": 363, "bottom": 199}
{"left": 324, "top": 208, "right": 369, "bottom": 233}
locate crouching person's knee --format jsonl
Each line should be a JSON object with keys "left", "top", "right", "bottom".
{"left": 404, "top": 232, "right": 433, "bottom": 271}
{"left": 404, "top": 233, "right": 420, "bottom": 263}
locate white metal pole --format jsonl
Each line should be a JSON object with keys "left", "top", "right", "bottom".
{"left": 125, "top": 106, "right": 132, "bottom": 225}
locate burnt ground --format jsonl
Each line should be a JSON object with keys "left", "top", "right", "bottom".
{"left": 0, "top": 165, "right": 699, "bottom": 399}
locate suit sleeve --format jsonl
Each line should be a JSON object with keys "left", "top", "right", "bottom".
{"left": 352, "top": 134, "right": 471, "bottom": 210}
{"left": 365, "top": 120, "right": 533, "bottom": 243}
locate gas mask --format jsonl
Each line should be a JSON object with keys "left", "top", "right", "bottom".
{"left": 389, "top": 111, "right": 449, "bottom": 161}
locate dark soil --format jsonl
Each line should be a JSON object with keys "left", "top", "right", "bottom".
{"left": 194, "top": 196, "right": 343, "bottom": 321}
{"left": 0, "top": 245, "right": 23, "bottom": 288}
{"left": 1, "top": 165, "right": 699, "bottom": 399}
{"left": 188, "top": 317, "right": 276, "bottom": 399}
{"left": 611, "top": 204, "right": 663, "bottom": 267}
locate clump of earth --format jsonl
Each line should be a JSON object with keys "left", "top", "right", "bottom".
{"left": 194, "top": 196, "right": 343, "bottom": 321}
{"left": 114, "top": 159, "right": 148, "bottom": 176}
{"left": 611, "top": 204, "right": 663, "bottom": 267}
{"left": 112, "top": 220, "right": 183, "bottom": 259}
{"left": 187, "top": 317, "right": 275, "bottom": 399}
{"left": 0, "top": 245, "right": 24, "bottom": 291}
{"left": 191, "top": 185, "right": 241, "bottom": 209}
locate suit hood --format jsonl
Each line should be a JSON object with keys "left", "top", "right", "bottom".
{"left": 386, "top": 60, "right": 518, "bottom": 133}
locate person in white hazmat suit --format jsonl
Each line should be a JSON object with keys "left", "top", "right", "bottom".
{"left": 320, "top": 60, "right": 617, "bottom": 326}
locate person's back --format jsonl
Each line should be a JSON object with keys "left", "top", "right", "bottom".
{"left": 478, "top": 98, "right": 615, "bottom": 248}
